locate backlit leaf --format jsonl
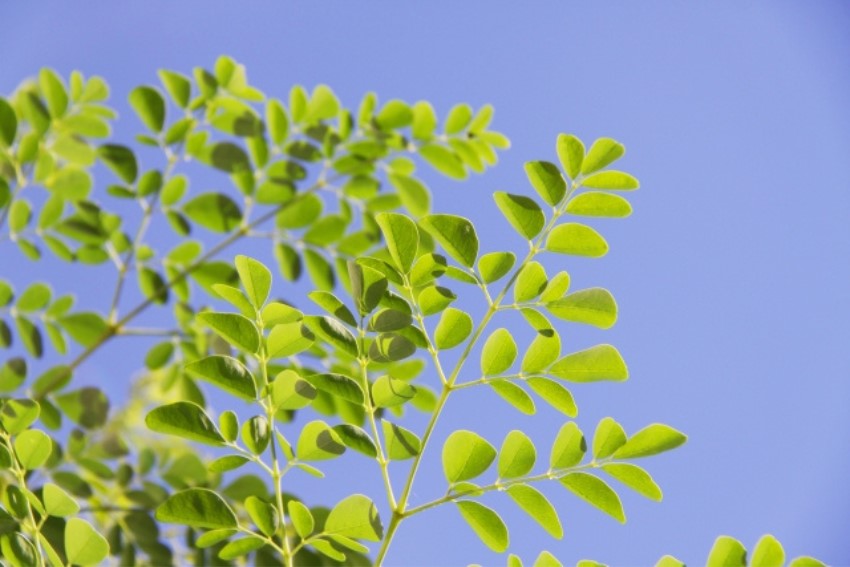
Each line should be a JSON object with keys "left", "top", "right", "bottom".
{"left": 155, "top": 488, "right": 238, "bottom": 529}
{"left": 325, "top": 494, "right": 383, "bottom": 541}
{"left": 498, "top": 430, "right": 536, "bottom": 479}
{"left": 197, "top": 312, "right": 260, "bottom": 354}
{"left": 613, "top": 424, "right": 688, "bottom": 459}
{"left": 507, "top": 484, "right": 563, "bottom": 539}
{"left": 145, "top": 402, "right": 225, "bottom": 446}
{"left": 560, "top": 472, "right": 625, "bottom": 523}
{"left": 546, "top": 287, "right": 617, "bottom": 329}
{"left": 546, "top": 223, "right": 608, "bottom": 257}
{"left": 557, "top": 134, "right": 585, "bottom": 180}
{"left": 65, "top": 518, "right": 109, "bottom": 566}
{"left": 481, "top": 328, "right": 517, "bottom": 375}
{"left": 524, "top": 161, "right": 566, "bottom": 206}
{"left": 434, "top": 307, "right": 472, "bottom": 350}
{"left": 706, "top": 536, "right": 747, "bottom": 567}
{"left": 550, "top": 345, "right": 628, "bottom": 383}
{"left": 419, "top": 214, "right": 478, "bottom": 267}
{"left": 494, "top": 192, "right": 545, "bottom": 239}
{"left": 442, "top": 430, "right": 496, "bottom": 483}
{"left": 456, "top": 501, "right": 508, "bottom": 553}
{"left": 580, "top": 138, "right": 624, "bottom": 175}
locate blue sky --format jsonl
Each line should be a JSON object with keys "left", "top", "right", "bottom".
{"left": 2, "top": 2, "right": 849, "bottom": 565}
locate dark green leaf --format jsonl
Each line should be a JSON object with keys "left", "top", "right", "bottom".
{"left": 145, "top": 402, "right": 225, "bottom": 446}
{"left": 185, "top": 355, "right": 258, "bottom": 401}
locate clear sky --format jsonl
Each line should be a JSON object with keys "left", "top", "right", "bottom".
{"left": 2, "top": 2, "right": 849, "bottom": 565}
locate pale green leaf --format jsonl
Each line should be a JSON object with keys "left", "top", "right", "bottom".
{"left": 560, "top": 472, "right": 625, "bottom": 523}
{"left": 1, "top": 398, "right": 40, "bottom": 434}
{"left": 14, "top": 429, "right": 52, "bottom": 469}
{"left": 382, "top": 420, "right": 421, "bottom": 460}
{"left": 372, "top": 375, "right": 416, "bottom": 408}
{"left": 197, "top": 312, "right": 260, "bottom": 353}
{"left": 420, "top": 144, "right": 466, "bottom": 179}
{"left": 550, "top": 422, "right": 585, "bottom": 469}
{"left": 129, "top": 86, "right": 166, "bottom": 132}
{"left": 44, "top": 483, "right": 79, "bottom": 517}
{"left": 478, "top": 251, "right": 516, "bottom": 283}
{"left": 184, "top": 355, "right": 257, "bottom": 401}
{"left": 235, "top": 255, "right": 272, "bottom": 310}
{"left": 592, "top": 417, "right": 627, "bottom": 459}
{"left": 481, "top": 328, "right": 517, "bottom": 375}
{"left": 507, "top": 484, "right": 563, "bottom": 539}
{"left": 39, "top": 69, "right": 68, "bottom": 118}
{"left": 288, "top": 500, "right": 314, "bottom": 538}
{"left": 272, "top": 370, "right": 317, "bottom": 410}
{"left": 751, "top": 535, "right": 785, "bottom": 567}
{"left": 490, "top": 380, "right": 535, "bottom": 414}
{"left": 580, "top": 138, "right": 624, "bottom": 175}
{"left": 521, "top": 331, "right": 561, "bottom": 374}
{"left": 456, "top": 501, "right": 509, "bottom": 553}
{"left": 524, "top": 161, "right": 566, "bottom": 206}
{"left": 434, "top": 307, "right": 473, "bottom": 350}
{"left": 534, "top": 550, "right": 564, "bottom": 567}
{"left": 706, "top": 536, "right": 747, "bottom": 567}
{"left": 65, "top": 518, "right": 109, "bottom": 566}
{"left": 526, "top": 377, "right": 577, "bottom": 417}
{"left": 184, "top": 193, "right": 242, "bottom": 233}
{"left": 546, "top": 287, "right": 617, "bottom": 329}
{"left": 305, "top": 373, "right": 364, "bottom": 405}
{"left": 566, "top": 192, "right": 632, "bottom": 218}
{"left": 445, "top": 103, "right": 472, "bottom": 134}
{"left": 655, "top": 555, "right": 685, "bottom": 567}
{"left": 245, "top": 495, "right": 277, "bottom": 537}
{"left": 155, "top": 488, "right": 238, "bottom": 529}
{"left": 218, "top": 536, "right": 266, "bottom": 560}
{"left": 581, "top": 171, "right": 639, "bottom": 191}
{"left": 296, "top": 420, "right": 345, "bottom": 461}
{"left": 419, "top": 214, "right": 478, "bottom": 267}
{"left": 546, "top": 223, "right": 608, "bottom": 257}
{"left": 442, "top": 430, "right": 496, "bottom": 483}
{"left": 376, "top": 212, "right": 419, "bottom": 273}
{"left": 550, "top": 344, "right": 628, "bottom": 383}
{"left": 557, "top": 134, "right": 585, "bottom": 180}
{"left": 613, "top": 424, "right": 688, "bottom": 459}
{"left": 498, "top": 430, "right": 536, "bottom": 479}
{"left": 325, "top": 494, "right": 383, "bottom": 541}
{"left": 515, "top": 261, "right": 547, "bottom": 303}
{"left": 267, "top": 322, "right": 315, "bottom": 359}
{"left": 145, "top": 402, "right": 225, "bottom": 446}
{"left": 601, "top": 463, "right": 663, "bottom": 501}
{"left": 494, "top": 192, "right": 545, "bottom": 240}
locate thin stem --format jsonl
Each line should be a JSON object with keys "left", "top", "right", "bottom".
{"left": 0, "top": 433, "right": 46, "bottom": 567}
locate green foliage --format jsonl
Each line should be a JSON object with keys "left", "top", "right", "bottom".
{"left": 0, "top": 58, "right": 823, "bottom": 567}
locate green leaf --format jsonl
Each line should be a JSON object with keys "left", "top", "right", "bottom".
{"left": 580, "top": 138, "right": 624, "bottom": 175}
{"left": 494, "top": 192, "right": 545, "bottom": 240}
{"left": 312, "top": 539, "right": 346, "bottom": 562}
{"left": 197, "top": 312, "right": 260, "bottom": 354}
{"left": 382, "top": 420, "right": 421, "bottom": 460}
{"left": 184, "top": 193, "right": 242, "bottom": 233}
{"left": 560, "top": 472, "right": 625, "bottom": 523}
{"left": 158, "top": 69, "right": 191, "bottom": 108}
{"left": 456, "top": 501, "right": 509, "bottom": 553}
{"left": 0, "top": 358, "right": 27, "bottom": 392}
{"left": 788, "top": 557, "right": 826, "bottom": 567}
{"left": 305, "top": 373, "right": 364, "bottom": 405}
{"left": 369, "top": 333, "right": 417, "bottom": 363}
{"left": 15, "top": 316, "right": 42, "bottom": 358}
{"left": 419, "top": 214, "right": 478, "bottom": 267}
{"left": 39, "top": 69, "right": 68, "bottom": 118}
{"left": 442, "top": 430, "right": 496, "bottom": 483}
{"left": 434, "top": 307, "right": 473, "bottom": 350}
{"left": 145, "top": 402, "right": 225, "bottom": 446}
{"left": 16, "top": 282, "right": 51, "bottom": 312}
{"left": 389, "top": 173, "right": 431, "bottom": 217}
{"left": 592, "top": 417, "right": 627, "bottom": 459}
{"left": 235, "top": 255, "right": 272, "bottom": 309}
{"left": 524, "top": 161, "right": 567, "bottom": 208}
{"left": 613, "top": 424, "right": 688, "bottom": 459}
{"left": 372, "top": 375, "right": 416, "bottom": 408}
{"left": 272, "top": 370, "right": 316, "bottom": 410}
{"left": 219, "top": 536, "right": 266, "bottom": 560}
{"left": 288, "top": 500, "right": 314, "bottom": 538}
{"left": 369, "top": 308, "right": 412, "bottom": 333}
{"left": 706, "top": 536, "right": 747, "bottom": 567}
{"left": 245, "top": 495, "right": 277, "bottom": 537}
{"left": 333, "top": 424, "right": 378, "bottom": 458}
{"left": 43, "top": 483, "right": 80, "bottom": 517}
{"left": 65, "top": 518, "right": 109, "bottom": 565}
{"left": 267, "top": 322, "right": 315, "bottom": 358}
{"left": 309, "top": 291, "right": 357, "bottom": 326}
{"left": 515, "top": 261, "right": 547, "bottom": 302}
{"left": 481, "top": 328, "right": 517, "bottom": 375}
{"left": 0, "top": 97, "right": 17, "bottom": 146}
{"left": 209, "top": 455, "right": 249, "bottom": 473}
{"left": 534, "top": 551, "right": 564, "bottom": 567}
{"left": 376, "top": 99, "right": 413, "bottom": 130}
{"left": 325, "top": 494, "right": 383, "bottom": 541}
{"left": 521, "top": 331, "right": 561, "bottom": 374}
{"left": 266, "top": 99, "right": 289, "bottom": 145}
{"left": 297, "top": 420, "right": 346, "bottom": 461}
{"left": 550, "top": 422, "right": 585, "bottom": 469}
{"left": 526, "top": 377, "right": 577, "bottom": 417}
{"left": 304, "top": 315, "right": 358, "bottom": 357}
{"left": 417, "top": 285, "right": 456, "bottom": 316}
{"left": 420, "top": 144, "right": 466, "bottom": 179}
{"left": 1, "top": 398, "right": 40, "bottom": 434}
{"left": 445, "top": 103, "right": 472, "bottom": 134}
{"left": 566, "top": 192, "right": 632, "bottom": 218}
{"left": 129, "top": 86, "right": 166, "bottom": 132}
{"left": 601, "top": 463, "right": 662, "bottom": 501}
{"left": 546, "top": 287, "right": 617, "bottom": 329}
{"left": 54, "top": 387, "right": 110, "bottom": 429}
{"left": 156, "top": 488, "right": 238, "bottom": 529}
{"left": 376, "top": 212, "right": 419, "bottom": 273}
{"left": 478, "top": 251, "right": 516, "bottom": 283}
{"left": 9, "top": 199, "right": 30, "bottom": 234}
{"left": 557, "top": 134, "right": 585, "bottom": 180}
{"left": 655, "top": 556, "right": 685, "bottom": 567}
{"left": 14, "top": 429, "right": 52, "bottom": 469}
{"left": 0, "top": 533, "right": 37, "bottom": 567}
{"left": 507, "top": 484, "right": 563, "bottom": 539}
{"left": 241, "top": 416, "right": 270, "bottom": 454}
{"left": 750, "top": 535, "right": 785, "bottom": 567}
{"left": 550, "top": 344, "right": 628, "bottom": 382}
{"left": 498, "top": 430, "right": 536, "bottom": 479}
{"left": 490, "top": 381, "right": 535, "bottom": 414}
{"left": 98, "top": 144, "right": 138, "bottom": 184}
{"left": 581, "top": 171, "right": 639, "bottom": 191}
{"left": 546, "top": 223, "right": 608, "bottom": 257}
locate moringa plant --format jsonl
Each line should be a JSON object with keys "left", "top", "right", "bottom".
{"left": 0, "top": 56, "right": 825, "bottom": 566}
